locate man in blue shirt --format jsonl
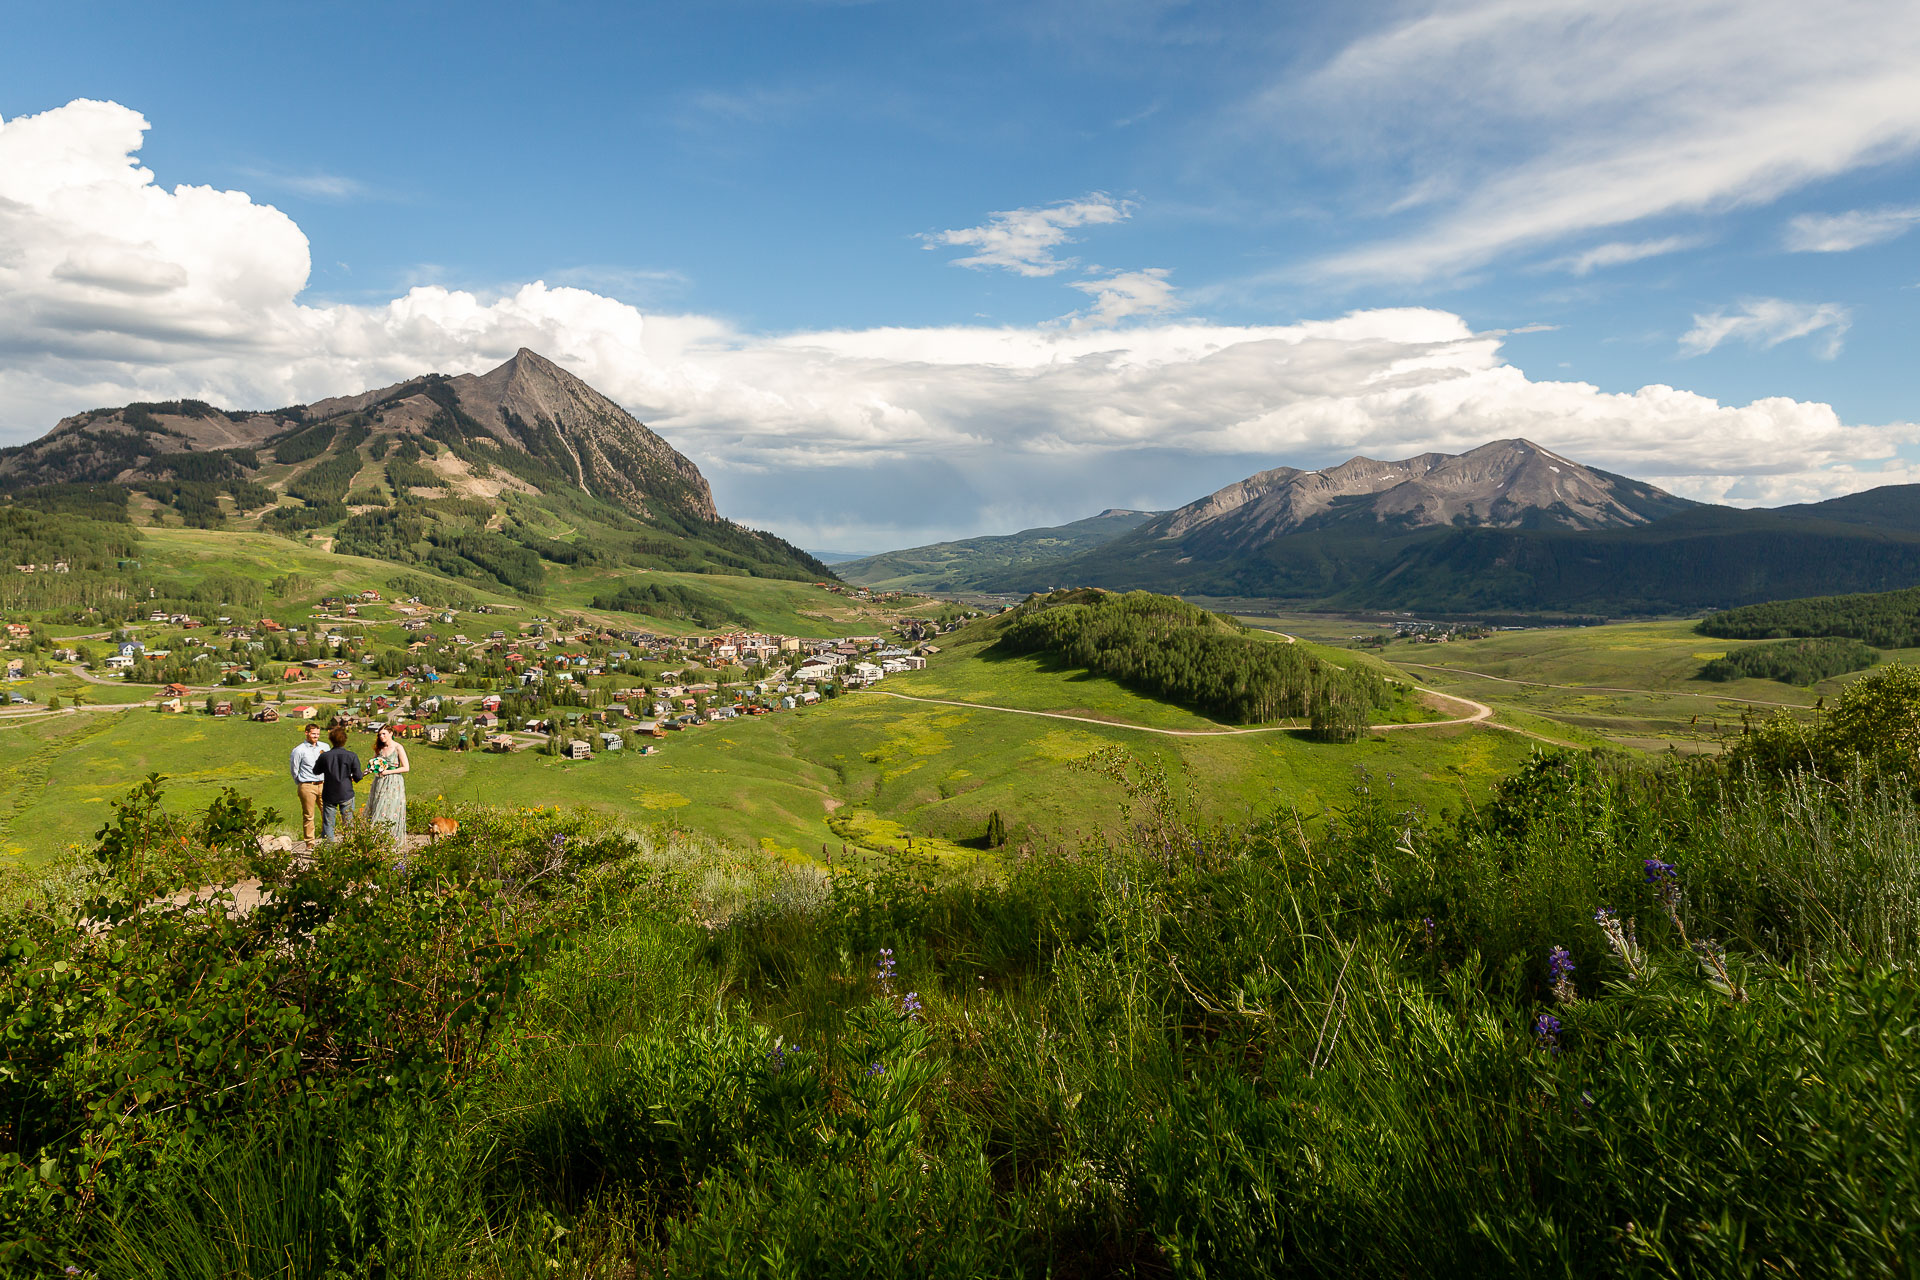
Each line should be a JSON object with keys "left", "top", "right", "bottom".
{"left": 319, "top": 724, "right": 364, "bottom": 840}
{"left": 289, "top": 721, "right": 325, "bottom": 841}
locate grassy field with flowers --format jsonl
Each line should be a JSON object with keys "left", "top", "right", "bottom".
{"left": 0, "top": 663, "right": 1537, "bottom": 871}
{"left": 4, "top": 663, "right": 1919, "bottom": 1276}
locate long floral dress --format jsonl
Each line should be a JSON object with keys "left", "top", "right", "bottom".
{"left": 366, "top": 745, "right": 409, "bottom": 851}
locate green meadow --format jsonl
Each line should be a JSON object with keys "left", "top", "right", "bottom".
{"left": 1224, "top": 612, "right": 1915, "bottom": 752}
{"left": 0, "top": 675, "right": 1537, "bottom": 873}
{"left": 104, "top": 525, "right": 942, "bottom": 641}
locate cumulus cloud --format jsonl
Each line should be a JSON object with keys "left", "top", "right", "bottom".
{"left": 1058, "top": 267, "right": 1182, "bottom": 329}
{"left": 1783, "top": 205, "right": 1920, "bottom": 252}
{"left": 1291, "top": 0, "right": 1920, "bottom": 281}
{"left": 1679, "top": 298, "right": 1853, "bottom": 359}
{"left": 919, "top": 193, "right": 1131, "bottom": 276}
{"left": 2, "top": 99, "right": 1914, "bottom": 548}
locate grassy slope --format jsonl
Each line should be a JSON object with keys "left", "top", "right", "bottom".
{"left": 0, "top": 671, "right": 1537, "bottom": 871}
{"left": 1243, "top": 612, "right": 1920, "bottom": 753}
{"left": 122, "top": 526, "right": 936, "bottom": 640}
{"left": 836, "top": 510, "right": 1158, "bottom": 593}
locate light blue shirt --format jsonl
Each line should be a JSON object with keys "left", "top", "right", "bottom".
{"left": 290, "top": 738, "right": 325, "bottom": 784}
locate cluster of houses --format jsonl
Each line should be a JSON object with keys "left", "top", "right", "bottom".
{"left": 71, "top": 586, "right": 967, "bottom": 761}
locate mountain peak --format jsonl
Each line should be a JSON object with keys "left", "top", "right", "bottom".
{"left": 443, "top": 351, "right": 718, "bottom": 522}
{"left": 1155, "top": 440, "right": 1692, "bottom": 549}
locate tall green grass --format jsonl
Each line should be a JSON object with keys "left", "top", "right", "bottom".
{"left": 9, "top": 730, "right": 1920, "bottom": 1275}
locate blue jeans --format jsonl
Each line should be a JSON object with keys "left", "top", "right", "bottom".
{"left": 322, "top": 797, "right": 356, "bottom": 839}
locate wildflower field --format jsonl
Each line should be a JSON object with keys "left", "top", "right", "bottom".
{"left": 4, "top": 671, "right": 1920, "bottom": 1276}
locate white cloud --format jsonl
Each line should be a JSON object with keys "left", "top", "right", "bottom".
{"left": 1551, "top": 236, "right": 1701, "bottom": 276}
{"left": 2, "top": 99, "right": 1914, "bottom": 547}
{"left": 920, "top": 193, "right": 1131, "bottom": 276}
{"left": 1058, "top": 267, "right": 1182, "bottom": 329}
{"left": 1783, "top": 205, "right": 1920, "bottom": 252}
{"left": 1679, "top": 298, "right": 1853, "bottom": 359}
{"left": 1290, "top": 0, "right": 1920, "bottom": 281}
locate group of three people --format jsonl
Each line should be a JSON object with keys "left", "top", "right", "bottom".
{"left": 288, "top": 721, "right": 410, "bottom": 846}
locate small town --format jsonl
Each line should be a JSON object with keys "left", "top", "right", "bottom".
{"left": 3, "top": 586, "right": 969, "bottom": 760}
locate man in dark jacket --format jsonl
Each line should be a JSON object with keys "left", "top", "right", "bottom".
{"left": 319, "top": 723, "right": 364, "bottom": 839}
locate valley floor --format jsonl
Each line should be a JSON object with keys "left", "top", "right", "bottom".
{"left": 2, "top": 610, "right": 1864, "bottom": 879}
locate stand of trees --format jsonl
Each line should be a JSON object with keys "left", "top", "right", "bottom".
{"left": 1699, "top": 584, "right": 1920, "bottom": 649}
{"left": 1699, "top": 637, "right": 1879, "bottom": 685}
{"left": 590, "top": 581, "right": 753, "bottom": 629}
{"left": 991, "top": 589, "right": 1389, "bottom": 730}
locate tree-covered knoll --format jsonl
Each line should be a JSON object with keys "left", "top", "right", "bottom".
{"left": 990, "top": 588, "right": 1389, "bottom": 732}
{"left": 591, "top": 580, "right": 754, "bottom": 629}
{"left": 1699, "top": 583, "right": 1920, "bottom": 648}
{"left": 6, "top": 483, "right": 132, "bottom": 524}
{"left": 0, "top": 504, "right": 141, "bottom": 568}
{"left": 1699, "top": 636, "right": 1878, "bottom": 685}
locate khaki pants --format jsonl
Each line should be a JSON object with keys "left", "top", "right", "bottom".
{"left": 296, "top": 780, "right": 323, "bottom": 840}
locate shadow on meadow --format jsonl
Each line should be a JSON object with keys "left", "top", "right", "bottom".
{"left": 4, "top": 669, "right": 1920, "bottom": 1277}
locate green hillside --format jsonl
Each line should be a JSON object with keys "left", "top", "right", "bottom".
{"left": 1699, "top": 582, "right": 1920, "bottom": 647}
{"left": 837, "top": 508, "right": 1157, "bottom": 591}
{"left": 1029, "top": 503, "right": 1920, "bottom": 617}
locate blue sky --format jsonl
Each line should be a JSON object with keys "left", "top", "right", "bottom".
{"left": 4, "top": 0, "right": 1919, "bottom": 549}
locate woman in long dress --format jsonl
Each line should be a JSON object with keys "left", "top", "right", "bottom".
{"left": 366, "top": 725, "right": 411, "bottom": 851}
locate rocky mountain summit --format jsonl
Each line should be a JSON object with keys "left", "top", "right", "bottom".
{"left": 0, "top": 349, "right": 716, "bottom": 526}
{"left": 302, "top": 349, "right": 717, "bottom": 523}
{"left": 0, "top": 351, "right": 827, "bottom": 586}
{"left": 1153, "top": 439, "right": 1694, "bottom": 550}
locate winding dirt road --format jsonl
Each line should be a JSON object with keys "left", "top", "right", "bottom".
{"left": 863, "top": 684, "right": 1539, "bottom": 740}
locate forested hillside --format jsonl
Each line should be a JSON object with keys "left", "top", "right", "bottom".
{"left": 1698, "top": 637, "right": 1878, "bottom": 685}
{"left": 1699, "top": 583, "right": 1920, "bottom": 647}
{"left": 989, "top": 589, "right": 1389, "bottom": 735}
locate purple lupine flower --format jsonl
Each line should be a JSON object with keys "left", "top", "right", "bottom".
{"left": 1547, "top": 945, "right": 1578, "bottom": 1003}
{"left": 767, "top": 1043, "right": 788, "bottom": 1075}
{"left": 875, "top": 948, "right": 897, "bottom": 989}
{"left": 900, "top": 991, "right": 923, "bottom": 1020}
{"left": 1644, "top": 858, "right": 1682, "bottom": 910}
{"left": 1533, "top": 1012, "right": 1562, "bottom": 1054}
{"left": 865, "top": 1061, "right": 886, "bottom": 1078}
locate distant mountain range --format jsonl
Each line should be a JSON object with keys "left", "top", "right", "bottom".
{"left": 0, "top": 350, "right": 831, "bottom": 590}
{"left": 840, "top": 440, "right": 1920, "bottom": 617}
{"left": 837, "top": 509, "right": 1161, "bottom": 592}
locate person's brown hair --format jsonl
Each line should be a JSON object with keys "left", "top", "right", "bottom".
{"left": 328, "top": 725, "right": 349, "bottom": 747}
